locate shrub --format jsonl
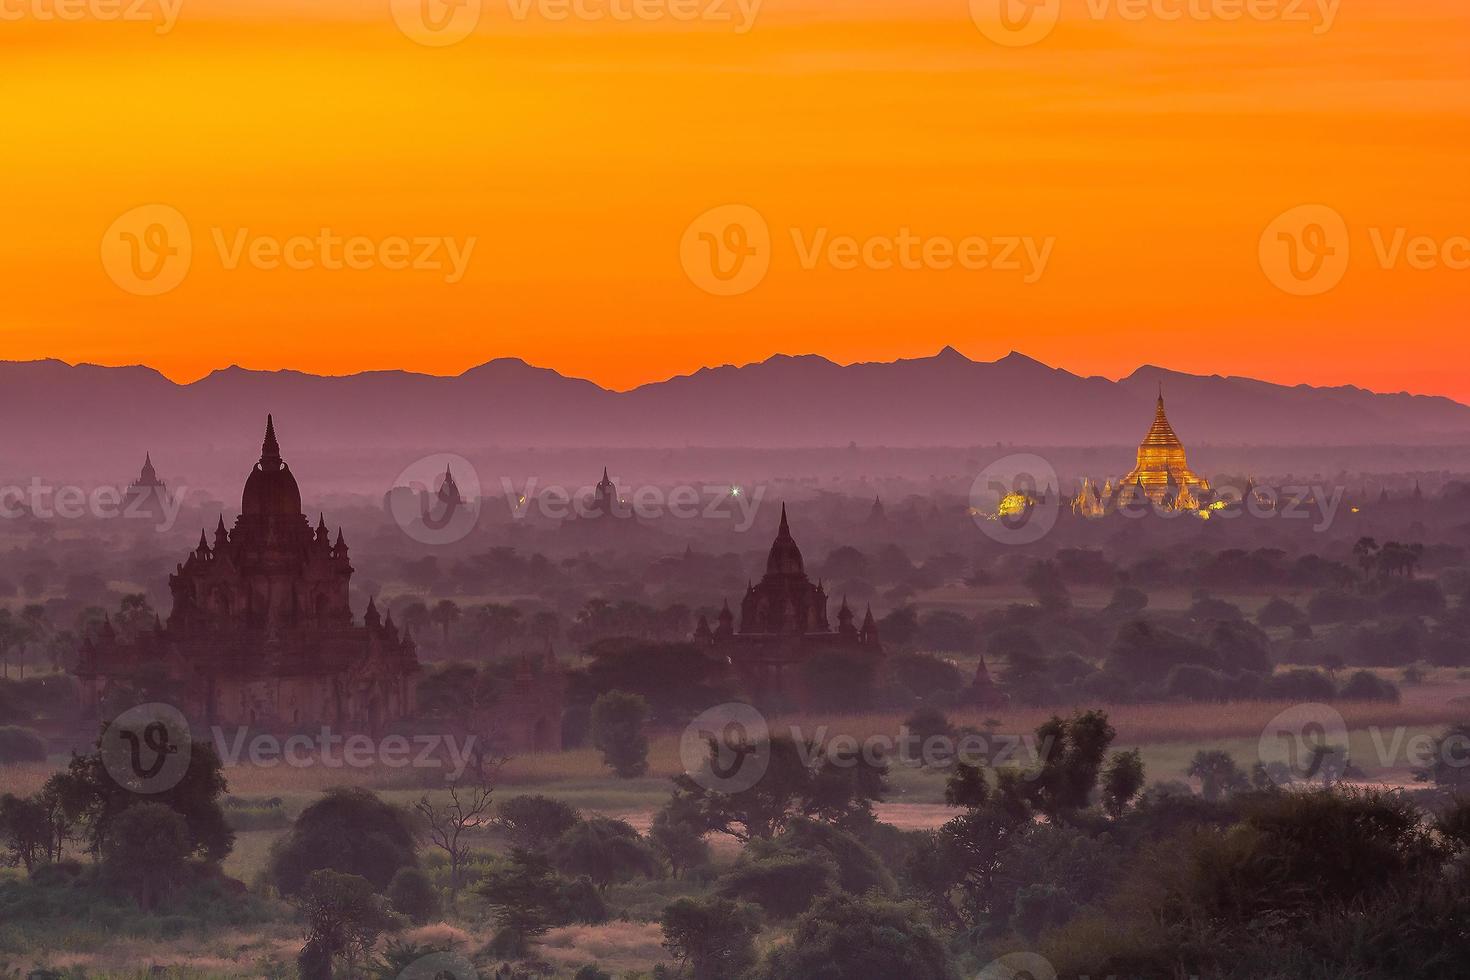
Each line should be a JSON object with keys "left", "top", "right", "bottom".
{"left": 550, "top": 817, "right": 657, "bottom": 889}
{"left": 661, "top": 896, "right": 762, "bottom": 980}
{"left": 1260, "top": 668, "right": 1336, "bottom": 701}
{"left": 385, "top": 866, "right": 440, "bottom": 924}
{"left": 1338, "top": 670, "right": 1400, "bottom": 702}
{"left": 0, "top": 726, "right": 46, "bottom": 763}
{"left": 1257, "top": 597, "right": 1305, "bottom": 628}
{"left": 495, "top": 794, "right": 580, "bottom": 852}
{"left": 716, "top": 852, "right": 836, "bottom": 919}
{"left": 269, "top": 787, "right": 417, "bottom": 897}
{"left": 754, "top": 894, "right": 956, "bottom": 980}
{"left": 100, "top": 803, "right": 192, "bottom": 910}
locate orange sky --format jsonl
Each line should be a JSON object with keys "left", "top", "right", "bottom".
{"left": 2, "top": 0, "right": 1467, "bottom": 398}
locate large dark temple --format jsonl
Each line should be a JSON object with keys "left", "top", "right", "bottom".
{"left": 696, "top": 505, "right": 881, "bottom": 700}
{"left": 76, "top": 417, "right": 420, "bottom": 731}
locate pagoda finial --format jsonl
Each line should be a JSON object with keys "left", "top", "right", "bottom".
{"left": 262, "top": 414, "right": 280, "bottom": 461}
{"left": 778, "top": 502, "right": 790, "bottom": 535}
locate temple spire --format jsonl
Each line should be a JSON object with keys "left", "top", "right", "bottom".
{"left": 261, "top": 414, "right": 281, "bottom": 463}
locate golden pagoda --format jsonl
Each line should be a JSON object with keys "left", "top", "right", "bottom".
{"left": 1119, "top": 391, "right": 1210, "bottom": 506}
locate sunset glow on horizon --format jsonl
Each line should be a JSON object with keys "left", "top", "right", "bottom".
{"left": 3, "top": 0, "right": 1467, "bottom": 397}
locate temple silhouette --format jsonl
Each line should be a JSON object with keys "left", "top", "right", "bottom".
{"left": 77, "top": 417, "right": 420, "bottom": 731}
{"left": 695, "top": 505, "right": 882, "bottom": 701}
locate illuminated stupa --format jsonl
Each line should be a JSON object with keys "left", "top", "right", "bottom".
{"left": 1119, "top": 390, "right": 1210, "bottom": 507}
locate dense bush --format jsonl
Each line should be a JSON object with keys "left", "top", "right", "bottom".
{"left": 0, "top": 726, "right": 47, "bottom": 763}
{"left": 1338, "top": 670, "right": 1400, "bottom": 702}
{"left": 385, "top": 866, "right": 440, "bottom": 923}
{"left": 269, "top": 787, "right": 417, "bottom": 897}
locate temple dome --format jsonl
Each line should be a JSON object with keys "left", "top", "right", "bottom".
{"left": 242, "top": 415, "right": 302, "bottom": 516}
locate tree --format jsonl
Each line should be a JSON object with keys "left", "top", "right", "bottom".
{"left": 649, "top": 804, "right": 710, "bottom": 879}
{"left": 271, "top": 787, "right": 417, "bottom": 897}
{"left": 67, "top": 723, "right": 233, "bottom": 863}
{"left": 716, "top": 851, "right": 836, "bottom": 919}
{"left": 385, "top": 866, "right": 441, "bottom": 924}
{"left": 902, "top": 706, "right": 953, "bottom": 767}
{"left": 431, "top": 599, "right": 461, "bottom": 645}
{"left": 672, "top": 734, "right": 889, "bottom": 843}
{"left": 590, "top": 690, "right": 650, "bottom": 778}
{"left": 476, "top": 849, "right": 569, "bottom": 957}
{"left": 550, "top": 817, "right": 657, "bottom": 890}
{"left": 661, "top": 896, "right": 762, "bottom": 980}
{"left": 1101, "top": 749, "right": 1146, "bottom": 818}
{"left": 414, "top": 761, "right": 501, "bottom": 908}
{"left": 1026, "top": 710, "right": 1117, "bottom": 820}
{"left": 1187, "top": 750, "right": 1249, "bottom": 803}
{"left": 295, "top": 869, "right": 395, "bottom": 979}
{"left": 101, "top": 803, "right": 192, "bottom": 910}
{"left": 755, "top": 894, "right": 958, "bottom": 980}
{"left": 495, "top": 794, "right": 580, "bottom": 852}
{"left": 0, "top": 793, "right": 49, "bottom": 873}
